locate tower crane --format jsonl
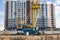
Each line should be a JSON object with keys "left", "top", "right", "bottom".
{"left": 16, "top": 0, "right": 41, "bottom": 35}
{"left": 31, "top": 0, "right": 40, "bottom": 28}
{"left": 25, "top": 0, "right": 40, "bottom": 28}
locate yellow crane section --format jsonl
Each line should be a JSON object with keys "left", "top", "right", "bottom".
{"left": 31, "top": 0, "right": 40, "bottom": 28}
{"left": 25, "top": 0, "right": 40, "bottom": 28}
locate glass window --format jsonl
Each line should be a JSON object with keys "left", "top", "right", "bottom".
{"left": 42, "top": 4, "right": 44, "bottom": 6}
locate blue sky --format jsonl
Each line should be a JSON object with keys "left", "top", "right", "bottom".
{"left": 0, "top": 0, "right": 4, "bottom": 24}
{"left": 0, "top": 0, "right": 60, "bottom": 31}
{"left": 0, "top": 0, "right": 5, "bottom": 31}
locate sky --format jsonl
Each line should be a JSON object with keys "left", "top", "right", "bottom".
{"left": 0, "top": 0, "right": 60, "bottom": 31}
{"left": 54, "top": 0, "right": 60, "bottom": 28}
{"left": 0, "top": 0, "right": 5, "bottom": 31}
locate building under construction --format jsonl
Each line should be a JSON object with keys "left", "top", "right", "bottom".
{"left": 5, "top": 0, "right": 55, "bottom": 35}
{"left": 0, "top": 0, "right": 60, "bottom": 40}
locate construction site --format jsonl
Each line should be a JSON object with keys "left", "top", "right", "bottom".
{"left": 0, "top": 0, "right": 59, "bottom": 40}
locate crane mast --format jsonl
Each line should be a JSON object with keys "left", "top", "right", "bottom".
{"left": 24, "top": 0, "right": 40, "bottom": 28}
{"left": 31, "top": 0, "right": 40, "bottom": 28}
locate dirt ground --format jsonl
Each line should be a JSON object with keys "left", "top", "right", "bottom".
{"left": 0, "top": 34, "right": 60, "bottom": 40}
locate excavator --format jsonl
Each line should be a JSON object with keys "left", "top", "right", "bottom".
{"left": 16, "top": 0, "right": 40, "bottom": 35}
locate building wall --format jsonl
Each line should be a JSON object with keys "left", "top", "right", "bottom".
{"left": 5, "top": 0, "right": 18, "bottom": 30}
{"left": 5, "top": 0, "right": 9, "bottom": 30}
{"left": 5, "top": 0, "right": 31, "bottom": 30}
{"left": 26, "top": 0, "right": 30, "bottom": 24}
{"left": 47, "top": 4, "right": 55, "bottom": 27}
{"left": 50, "top": 4, "right": 55, "bottom": 28}
{"left": 19, "top": 1, "right": 27, "bottom": 25}
{"left": 36, "top": 4, "right": 48, "bottom": 29}
{"left": 8, "top": 0, "right": 18, "bottom": 30}
{"left": 36, "top": 3, "right": 55, "bottom": 31}
{"left": 47, "top": 3, "right": 55, "bottom": 31}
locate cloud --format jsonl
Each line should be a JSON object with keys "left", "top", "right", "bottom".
{"left": 0, "top": 20, "right": 4, "bottom": 31}
{"left": 55, "top": 0, "right": 60, "bottom": 5}
{"left": 56, "top": 0, "right": 60, "bottom": 4}
{"left": 0, "top": 11, "right": 4, "bottom": 31}
{"left": 46, "top": 1, "right": 53, "bottom": 4}
{"left": 0, "top": 24, "right": 5, "bottom": 31}
{"left": 56, "top": 19, "right": 60, "bottom": 28}
{"left": 54, "top": 0, "right": 60, "bottom": 28}
{"left": 0, "top": 16, "right": 4, "bottom": 31}
{"left": 55, "top": 6, "right": 60, "bottom": 28}
{"left": 3, "top": 0, "right": 5, "bottom": 4}
{"left": 55, "top": 6, "right": 60, "bottom": 18}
